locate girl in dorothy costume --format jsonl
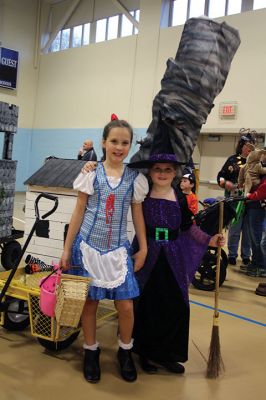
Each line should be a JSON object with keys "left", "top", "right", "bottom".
{"left": 60, "top": 117, "right": 148, "bottom": 384}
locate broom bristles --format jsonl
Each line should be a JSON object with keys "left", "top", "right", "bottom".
{"left": 206, "top": 325, "right": 225, "bottom": 379}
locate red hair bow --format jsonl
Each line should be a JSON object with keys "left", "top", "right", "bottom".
{"left": 111, "top": 113, "right": 118, "bottom": 121}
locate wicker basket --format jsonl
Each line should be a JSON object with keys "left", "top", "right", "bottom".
{"left": 55, "top": 279, "right": 90, "bottom": 328}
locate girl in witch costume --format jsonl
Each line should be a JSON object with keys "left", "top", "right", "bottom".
{"left": 60, "top": 117, "right": 148, "bottom": 384}
{"left": 127, "top": 117, "right": 225, "bottom": 375}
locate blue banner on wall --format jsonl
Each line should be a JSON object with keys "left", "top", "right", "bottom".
{"left": 0, "top": 47, "right": 19, "bottom": 90}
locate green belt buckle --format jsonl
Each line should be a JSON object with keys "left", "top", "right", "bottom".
{"left": 155, "top": 227, "right": 169, "bottom": 241}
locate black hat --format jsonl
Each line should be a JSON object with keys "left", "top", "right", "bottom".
{"left": 128, "top": 114, "right": 185, "bottom": 169}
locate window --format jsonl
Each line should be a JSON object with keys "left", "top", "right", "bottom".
{"left": 208, "top": 0, "right": 226, "bottom": 19}
{"left": 189, "top": 0, "right": 205, "bottom": 18}
{"left": 227, "top": 0, "right": 242, "bottom": 15}
{"left": 48, "top": 9, "right": 140, "bottom": 53}
{"left": 121, "top": 14, "right": 133, "bottom": 37}
{"left": 96, "top": 18, "right": 107, "bottom": 42}
{"left": 107, "top": 15, "right": 119, "bottom": 40}
{"left": 253, "top": 0, "right": 266, "bottom": 10}
{"left": 169, "top": 0, "right": 249, "bottom": 27}
{"left": 172, "top": 0, "right": 188, "bottom": 26}
{"left": 50, "top": 31, "right": 61, "bottom": 52}
{"left": 72, "top": 25, "right": 82, "bottom": 47}
{"left": 134, "top": 9, "right": 140, "bottom": 34}
{"left": 61, "top": 29, "right": 70, "bottom": 50}
{"left": 83, "top": 23, "right": 90, "bottom": 45}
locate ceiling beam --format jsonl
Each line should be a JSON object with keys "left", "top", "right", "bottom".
{"left": 41, "top": 0, "right": 82, "bottom": 53}
{"left": 111, "top": 0, "right": 139, "bottom": 29}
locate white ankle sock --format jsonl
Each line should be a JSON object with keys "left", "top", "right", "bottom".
{"left": 118, "top": 338, "right": 133, "bottom": 350}
{"left": 83, "top": 341, "right": 99, "bottom": 351}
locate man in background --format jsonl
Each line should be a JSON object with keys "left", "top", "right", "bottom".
{"left": 78, "top": 139, "right": 97, "bottom": 161}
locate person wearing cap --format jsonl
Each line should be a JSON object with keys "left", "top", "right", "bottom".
{"left": 217, "top": 132, "right": 255, "bottom": 266}
{"left": 180, "top": 173, "right": 198, "bottom": 215}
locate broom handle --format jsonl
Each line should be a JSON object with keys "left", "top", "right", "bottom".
{"left": 214, "top": 201, "right": 224, "bottom": 317}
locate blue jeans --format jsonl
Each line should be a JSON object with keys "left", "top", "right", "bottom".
{"left": 246, "top": 208, "right": 265, "bottom": 269}
{"left": 227, "top": 213, "right": 251, "bottom": 259}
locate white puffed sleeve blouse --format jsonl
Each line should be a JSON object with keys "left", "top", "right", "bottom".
{"left": 73, "top": 170, "right": 149, "bottom": 202}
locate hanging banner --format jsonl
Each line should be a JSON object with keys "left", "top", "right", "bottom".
{"left": 0, "top": 47, "right": 19, "bottom": 90}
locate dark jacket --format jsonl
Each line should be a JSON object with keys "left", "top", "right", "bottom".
{"left": 217, "top": 154, "right": 246, "bottom": 185}
{"left": 77, "top": 148, "right": 97, "bottom": 161}
{"left": 217, "top": 154, "right": 246, "bottom": 196}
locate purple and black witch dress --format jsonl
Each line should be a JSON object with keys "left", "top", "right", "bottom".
{"left": 67, "top": 163, "right": 148, "bottom": 301}
{"left": 133, "top": 191, "right": 210, "bottom": 363}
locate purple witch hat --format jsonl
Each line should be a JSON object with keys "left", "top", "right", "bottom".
{"left": 128, "top": 114, "right": 185, "bottom": 169}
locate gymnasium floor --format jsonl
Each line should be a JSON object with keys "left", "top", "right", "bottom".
{"left": 0, "top": 193, "right": 265, "bottom": 400}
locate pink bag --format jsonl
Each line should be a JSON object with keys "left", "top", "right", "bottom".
{"left": 39, "top": 265, "right": 61, "bottom": 317}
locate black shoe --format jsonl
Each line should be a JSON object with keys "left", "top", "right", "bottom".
{"left": 228, "top": 257, "right": 236, "bottom": 265}
{"left": 255, "top": 286, "right": 266, "bottom": 296}
{"left": 247, "top": 268, "right": 266, "bottom": 278}
{"left": 240, "top": 262, "right": 254, "bottom": 272}
{"left": 242, "top": 258, "right": 250, "bottom": 265}
{"left": 117, "top": 347, "right": 137, "bottom": 382}
{"left": 156, "top": 360, "right": 185, "bottom": 374}
{"left": 83, "top": 348, "right": 101, "bottom": 383}
{"left": 139, "top": 356, "right": 158, "bottom": 374}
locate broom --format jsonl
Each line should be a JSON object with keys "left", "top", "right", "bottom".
{"left": 206, "top": 200, "right": 225, "bottom": 379}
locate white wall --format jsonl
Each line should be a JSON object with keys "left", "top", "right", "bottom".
{"left": 33, "top": 5, "right": 266, "bottom": 131}
{"left": 34, "top": 35, "right": 138, "bottom": 128}
{"left": 0, "top": 0, "right": 38, "bottom": 129}
{"left": 2, "top": 1, "right": 266, "bottom": 132}
{"left": 204, "top": 9, "right": 266, "bottom": 131}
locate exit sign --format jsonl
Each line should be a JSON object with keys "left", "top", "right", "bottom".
{"left": 219, "top": 102, "right": 237, "bottom": 118}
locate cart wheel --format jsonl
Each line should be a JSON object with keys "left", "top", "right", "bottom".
{"left": 37, "top": 330, "right": 80, "bottom": 351}
{"left": 1, "top": 241, "right": 22, "bottom": 270}
{"left": 192, "top": 248, "right": 227, "bottom": 291}
{"left": 3, "top": 299, "right": 30, "bottom": 331}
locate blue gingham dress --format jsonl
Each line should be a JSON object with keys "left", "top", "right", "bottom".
{"left": 67, "top": 163, "right": 141, "bottom": 300}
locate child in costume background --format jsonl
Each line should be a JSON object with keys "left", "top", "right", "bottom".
{"left": 180, "top": 173, "right": 198, "bottom": 215}
{"left": 127, "top": 119, "right": 225, "bottom": 374}
{"left": 60, "top": 118, "right": 148, "bottom": 384}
